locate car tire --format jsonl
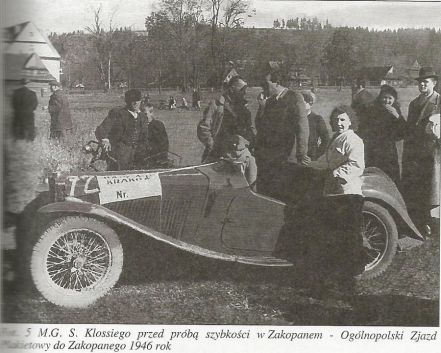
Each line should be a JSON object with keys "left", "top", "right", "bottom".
{"left": 359, "top": 201, "right": 398, "bottom": 280}
{"left": 31, "top": 216, "right": 123, "bottom": 308}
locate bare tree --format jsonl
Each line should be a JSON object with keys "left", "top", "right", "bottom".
{"left": 85, "top": 4, "right": 118, "bottom": 91}
{"left": 205, "top": 0, "right": 253, "bottom": 86}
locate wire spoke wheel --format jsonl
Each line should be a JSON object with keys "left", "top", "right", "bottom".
{"left": 31, "top": 216, "right": 123, "bottom": 308}
{"left": 46, "top": 229, "right": 111, "bottom": 291}
{"left": 362, "top": 212, "right": 388, "bottom": 270}
{"left": 359, "top": 201, "right": 398, "bottom": 280}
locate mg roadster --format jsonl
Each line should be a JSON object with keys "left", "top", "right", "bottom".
{"left": 30, "top": 159, "right": 424, "bottom": 308}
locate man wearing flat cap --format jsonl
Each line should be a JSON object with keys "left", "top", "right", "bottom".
{"left": 197, "top": 75, "right": 255, "bottom": 162}
{"left": 96, "top": 89, "right": 150, "bottom": 170}
{"left": 401, "top": 67, "right": 440, "bottom": 235}
{"left": 12, "top": 78, "right": 38, "bottom": 141}
{"left": 48, "top": 80, "right": 73, "bottom": 139}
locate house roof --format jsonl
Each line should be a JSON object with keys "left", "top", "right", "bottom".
{"left": 3, "top": 21, "right": 30, "bottom": 42}
{"left": 4, "top": 53, "right": 55, "bottom": 81}
{"left": 357, "top": 66, "right": 393, "bottom": 80}
{"left": 3, "top": 21, "right": 60, "bottom": 59}
{"left": 410, "top": 59, "right": 421, "bottom": 69}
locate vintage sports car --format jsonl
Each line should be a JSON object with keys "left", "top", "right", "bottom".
{"left": 30, "top": 159, "right": 424, "bottom": 308}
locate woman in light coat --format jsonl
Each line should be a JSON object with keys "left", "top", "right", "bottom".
{"left": 303, "top": 105, "right": 366, "bottom": 298}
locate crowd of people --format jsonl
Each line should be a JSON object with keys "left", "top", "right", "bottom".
{"left": 11, "top": 63, "right": 439, "bottom": 301}
{"left": 197, "top": 63, "right": 440, "bottom": 299}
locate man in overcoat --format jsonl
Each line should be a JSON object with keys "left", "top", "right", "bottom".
{"left": 95, "top": 89, "right": 150, "bottom": 171}
{"left": 48, "top": 80, "right": 73, "bottom": 139}
{"left": 254, "top": 62, "right": 309, "bottom": 201}
{"left": 12, "top": 78, "right": 38, "bottom": 141}
{"left": 401, "top": 67, "right": 440, "bottom": 235}
{"left": 197, "top": 75, "right": 255, "bottom": 163}
{"left": 351, "top": 78, "right": 375, "bottom": 120}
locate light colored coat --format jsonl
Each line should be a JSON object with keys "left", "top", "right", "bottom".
{"left": 309, "top": 129, "right": 365, "bottom": 196}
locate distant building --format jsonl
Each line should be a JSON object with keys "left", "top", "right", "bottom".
{"left": 4, "top": 53, "right": 55, "bottom": 82}
{"left": 3, "top": 21, "right": 60, "bottom": 83}
{"left": 287, "top": 67, "right": 312, "bottom": 88}
{"left": 356, "top": 66, "right": 403, "bottom": 87}
{"left": 407, "top": 59, "right": 421, "bottom": 81}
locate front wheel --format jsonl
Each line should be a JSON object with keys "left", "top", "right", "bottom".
{"left": 31, "top": 216, "right": 123, "bottom": 308}
{"left": 359, "top": 201, "right": 398, "bottom": 280}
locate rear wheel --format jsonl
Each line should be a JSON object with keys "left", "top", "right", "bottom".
{"left": 31, "top": 216, "right": 123, "bottom": 308}
{"left": 360, "top": 201, "right": 398, "bottom": 280}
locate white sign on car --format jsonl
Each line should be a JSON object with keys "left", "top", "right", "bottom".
{"left": 96, "top": 173, "right": 162, "bottom": 204}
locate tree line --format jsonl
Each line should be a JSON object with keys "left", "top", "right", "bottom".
{"left": 49, "top": 0, "right": 441, "bottom": 91}
{"left": 273, "top": 17, "right": 332, "bottom": 31}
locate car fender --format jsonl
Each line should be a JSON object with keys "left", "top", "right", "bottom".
{"left": 362, "top": 167, "right": 424, "bottom": 241}
{"left": 37, "top": 198, "right": 281, "bottom": 265}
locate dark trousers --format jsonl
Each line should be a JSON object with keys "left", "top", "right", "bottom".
{"left": 13, "top": 113, "right": 35, "bottom": 141}
{"left": 307, "top": 195, "right": 365, "bottom": 284}
{"left": 274, "top": 193, "right": 365, "bottom": 292}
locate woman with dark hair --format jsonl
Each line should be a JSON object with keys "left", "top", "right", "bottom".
{"left": 359, "top": 84, "right": 406, "bottom": 184}
{"left": 303, "top": 105, "right": 366, "bottom": 298}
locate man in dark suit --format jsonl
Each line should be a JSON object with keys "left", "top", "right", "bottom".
{"left": 12, "top": 78, "right": 38, "bottom": 141}
{"left": 95, "top": 89, "right": 150, "bottom": 171}
{"left": 302, "top": 90, "right": 330, "bottom": 161}
{"left": 254, "top": 62, "right": 309, "bottom": 200}
{"left": 48, "top": 80, "right": 73, "bottom": 139}
{"left": 401, "top": 67, "right": 440, "bottom": 235}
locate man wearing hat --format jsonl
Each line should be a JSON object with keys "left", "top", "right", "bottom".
{"left": 95, "top": 89, "right": 150, "bottom": 170}
{"left": 401, "top": 67, "right": 440, "bottom": 235}
{"left": 48, "top": 80, "right": 73, "bottom": 139}
{"left": 12, "top": 78, "right": 38, "bottom": 141}
{"left": 197, "top": 75, "right": 254, "bottom": 162}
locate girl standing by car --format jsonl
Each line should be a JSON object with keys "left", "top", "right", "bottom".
{"left": 303, "top": 105, "right": 366, "bottom": 298}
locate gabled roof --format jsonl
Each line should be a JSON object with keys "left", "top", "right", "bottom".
{"left": 357, "top": 66, "right": 393, "bottom": 80}
{"left": 3, "top": 21, "right": 60, "bottom": 59}
{"left": 4, "top": 53, "right": 55, "bottom": 81}
{"left": 3, "top": 21, "right": 30, "bottom": 42}
{"left": 24, "top": 52, "right": 47, "bottom": 70}
{"left": 410, "top": 59, "right": 421, "bottom": 69}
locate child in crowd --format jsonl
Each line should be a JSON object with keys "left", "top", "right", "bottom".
{"left": 224, "top": 134, "right": 257, "bottom": 189}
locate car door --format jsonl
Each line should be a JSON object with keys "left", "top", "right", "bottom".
{"left": 220, "top": 189, "right": 285, "bottom": 255}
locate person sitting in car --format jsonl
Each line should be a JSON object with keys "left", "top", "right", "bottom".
{"left": 224, "top": 134, "right": 257, "bottom": 188}
{"left": 143, "top": 102, "right": 170, "bottom": 167}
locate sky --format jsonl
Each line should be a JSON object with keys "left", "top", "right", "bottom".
{"left": 2, "top": 0, "right": 441, "bottom": 34}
